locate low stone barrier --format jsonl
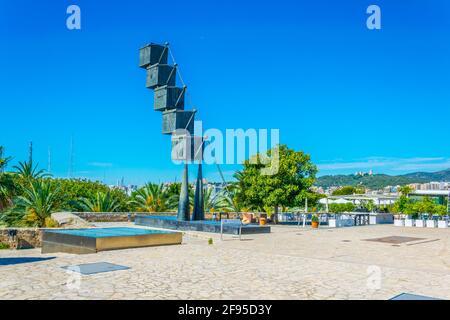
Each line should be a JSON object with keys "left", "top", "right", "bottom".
{"left": 72, "top": 212, "right": 243, "bottom": 222}
{"left": 72, "top": 212, "right": 140, "bottom": 222}
{"left": 0, "top": 228, "right": 43, "bottom": 249}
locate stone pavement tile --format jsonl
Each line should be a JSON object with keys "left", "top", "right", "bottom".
{"left": 0, "top": 224, "right": 449, "bottom": 300}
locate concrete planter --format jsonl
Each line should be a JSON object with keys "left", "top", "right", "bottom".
{"left": 426, "top": 220, "right": 437, "bottom": 228}
{"left": 394, "top": 219, "right": 404, "bottom": 227}
{"left": 415, "top": 220, "right": 425, "bottom": 228}
{"left": 369, "top": 213, "right": 394, "bottom": 225}
{"left": 438, "top": 221, "right": 449, "bottom": 229}
{"left": 404, "top": 219, "right": 414, "bottom": 227}
{"left": 328, "top": 219, "right": 337, "bottom": 228}
{"left": 329, "top": 218, "right": 354, "bottom": 228}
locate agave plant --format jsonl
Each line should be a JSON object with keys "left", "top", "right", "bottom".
{"left": 14, "top": 160, "right": 51, "bottom": 181}
{"left": 14, "top": 179, "right": 61, "bottom": 227}
{"left": 129, "top": 183, "right": 170, "bottom": 212}
{"left": 203, "top": 188, "right": 233, "bottom": 213}
{"left": 76, "top": 191, "right": 120, "bottom": 213}
{"left": 222, "top": 183, "right": 243, "bottom": 213}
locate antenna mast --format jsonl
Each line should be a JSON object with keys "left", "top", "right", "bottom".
{"left": 68, "top": 136, "right": 74, "bottom": 178}
{"left": 28, "top": 141, "right": 33, "bottom": 165}
{"left": 48, "top": 147, "right": 52, "bottom": 173}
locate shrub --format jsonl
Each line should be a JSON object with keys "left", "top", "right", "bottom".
{"left": 329, "top": 203, "right": 355, "bottom": 213}
{"left": 44, "top": 217, "right": 59, "bottom": 228}
{"left": 0, "top": 242, "right": 10, "bottom": 250}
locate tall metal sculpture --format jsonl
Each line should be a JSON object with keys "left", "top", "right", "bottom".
{"left": 139, "top": 42, "right": 204, "bottom": 221}
{"left": 192, "top": 140, "right": 205, "bottom": 221}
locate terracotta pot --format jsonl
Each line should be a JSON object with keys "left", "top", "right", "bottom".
{"left": 242, "top": 213, "right": 253, "bottom": 224}
{"left": 311, "top": 221, "right": 319, "bottom": 229}
{"left": 259, "top": 218, "right": 267, "bottom": 226}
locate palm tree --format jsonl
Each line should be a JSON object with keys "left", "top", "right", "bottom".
{"left": 14, "top": 160, "right": 51, "bottom": 181}
{"left": 0, "top": 146, "right": 12, "bottom": 173}
{"left": 0, "top": 147, "right": 14, "bottom": 211}
{"left": 0, "top": 174, "right": 15, "bottom": 211}
{"left": 76, "top": 191, "right": 120, "bottom": 212}
{"left": 14, "top": 179, "right": 61, "bottom": 227}
{"left": 129, "top": 183, "right": 169, "bottom": 212}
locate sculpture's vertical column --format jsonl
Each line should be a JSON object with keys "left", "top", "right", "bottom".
{"left": 192, "top": 163, "right": 204, "bottom": 220}
{"left": 178, "top": 163, "right": 190, "bottom": 221}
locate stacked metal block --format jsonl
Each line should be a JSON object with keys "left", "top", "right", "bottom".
{"left": 139, "top": 43, "right": 192, "bottom": 135}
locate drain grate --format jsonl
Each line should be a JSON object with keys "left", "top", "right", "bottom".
{"left": 62, "top": 262, "right": 130, "bottom": 275}
{"left": 363, "top": 236, "right": 425, "bottom": 244}
{"left": 390, "top": 293, "right": 441, "bottom": 300}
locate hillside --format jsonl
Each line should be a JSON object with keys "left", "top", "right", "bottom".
{"left": 315, "top": 169, "right": 450, "bottom": 189}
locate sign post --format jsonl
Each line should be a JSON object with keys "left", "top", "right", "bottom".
{"left": 221, "top": 219, "right": 242, "bottom": 241}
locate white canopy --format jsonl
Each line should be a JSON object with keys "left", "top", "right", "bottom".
{"left": 319, "top": 198, "right": 352, "bottom": 204}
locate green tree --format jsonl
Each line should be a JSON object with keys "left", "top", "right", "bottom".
{"left": 332, "top": 186, "right": 365, "bottom": 196}
{"left": 0, "top": 146, "right": 12, "bottom": 172}
{"left": 47, "top": 178, "right": 130, "bottom": 211}
{"left": 0, "top": 173, "right": 15, "bottom": 211}
{"left": 398, "top": 185, "right": 414, "bottom": 196}
{"left": 14, "top": 160, "right": 50, "bottom": 182}
{"left": 329, "top": 203, "right": 355, "bottom": 213}
{"left": 13, "top": 179, "right": 61, "bottom": 227}
{"left": 235, "top": 145, "right": 317, "bottom": 220}
{"left": 0, "top": 147, "right": 15, "bottom": 211}
{"left": 391, "top": 186, "right": 415, "bottom": 215}
{"left": 129, "top": 183, "right": 169, "bottom": 212}
{"left": 75, "top": 191, "right": 120, "bottom": 212}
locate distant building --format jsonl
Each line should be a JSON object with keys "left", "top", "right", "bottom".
{"left": 409, "top": 182, "right": 449, "bottom": 191}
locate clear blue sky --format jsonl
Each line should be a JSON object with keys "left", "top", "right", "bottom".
{"left": 1, "top": 0, "right": 450, "bottom": 185}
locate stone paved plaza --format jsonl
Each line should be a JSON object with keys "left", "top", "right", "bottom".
{"left": 0, "top": 224, "right": 449, "bottom": 300}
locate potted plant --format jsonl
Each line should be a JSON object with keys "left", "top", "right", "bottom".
{"left": 311, "top": 214, "right": 319, "bottom": 229}
{"left": 259, "top": 213, "right": 267, "bottom": 226}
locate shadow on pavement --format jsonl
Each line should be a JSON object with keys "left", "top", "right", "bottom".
{"left": 0, "top": 257, "right": 56, "bottom": 266}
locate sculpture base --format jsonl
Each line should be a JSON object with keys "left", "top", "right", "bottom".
{"left": 41, "top": 227, "right": 182, "bottom": 254}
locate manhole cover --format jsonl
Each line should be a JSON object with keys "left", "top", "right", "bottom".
{"left": 390, "top": 293, "right": 441, "bottom": 300}
{"left": 342, "top": 240, "right": 351, "bottom": 243}
{"left": 62, "top": 262, "right": 130, "bottom": 275}
{"left": 364, "top": 236, "right": 425, "bottom": 244}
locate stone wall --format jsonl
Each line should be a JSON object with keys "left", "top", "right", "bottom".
{"left": 72, "top": 212, "right": 243, "bottom": 222}
{"left": 72, "top": 212, "right": 138, "bottom": 222}
{"left": 0, "top": 228, "right": 43, "bottom": 249}
{"left": 72, "top": 212, "right": 178, "bottom": 222}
